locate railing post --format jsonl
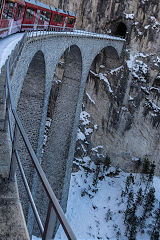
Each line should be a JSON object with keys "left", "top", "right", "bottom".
{"left": 9, "top": 123, "right": 18, "bottom": 181}
{"left": 42, "top": 200, "right": 54, "bottom": 240}
{"left": 4, "top": 92, "right": 11, "bottom": 131}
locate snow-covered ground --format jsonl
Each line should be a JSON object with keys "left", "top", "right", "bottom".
{"left": 32, "top": 161, "right": 160, "bottom": 240}
{"left": 32, "top": 109, "right": 160, "bottom": 240}
{"left": 32, "top": 105, "right": 160, "bottom": 240}
{"left": 0, "top": 33, "right": 24, "bottom": 73}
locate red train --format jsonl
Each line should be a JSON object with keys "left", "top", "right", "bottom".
{"left": 0, "top": 0, "right": 76, "bottom": 38}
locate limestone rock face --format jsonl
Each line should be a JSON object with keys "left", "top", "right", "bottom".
{"left": 41, "top": 0, "right": 160, "bottom": 173}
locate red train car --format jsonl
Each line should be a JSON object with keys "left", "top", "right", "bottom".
{"left": 0, "top": 0, "right": 25, "bottom": 38}
{"left": 21, "top": 0, "right": 76, "bottom": 31}
{"left": 0, "top": 0, "right": 76, "bottom": 38}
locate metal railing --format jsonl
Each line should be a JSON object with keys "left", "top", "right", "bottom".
{"left": 4, "top": 32, "right": 76, "bottom": 240}
{"left": 25, "top": 25, "right": 125, "bottom": 41}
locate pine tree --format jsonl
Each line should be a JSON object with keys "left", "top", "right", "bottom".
{"left": 135, "top": 187, "right": 143, "bottom": 206}
{"left": 151, "top": 231, "right": 159, "bottom": 240}
{"left": 141, "top": 157, "right": 150, "bottom": 182}
{"left": 144, "top": 162, "right": 155, "bottom": 194}
{"left": 124, "top": 189, "right": 135, "bottom": 225}
{"left": 125, "top": 204, "right": 137, "bottom": 239}
{"left": 124, "top": 174, "right": 135, "bottom": 195}
{"left": 141, "top": 187, "right": 155, "bottom": 229}
{"left": 151, "top": 203, "right": 160, "bottom": 239}
{"left": 127, "top": 189, "right": 134, "bottom": 209}
{"left": 142, "top": 157, "right": 150, "bottom": 174}
{"left": 148, "top": 162, "right": 155, "bottom": 182}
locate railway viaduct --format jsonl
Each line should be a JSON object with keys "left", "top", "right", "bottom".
{"left": 0, "top": 31, "right": 125, "bottom": 239}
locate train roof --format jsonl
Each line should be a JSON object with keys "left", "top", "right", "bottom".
{"left": 11, "top": 0, "right": 25, "bottom": 5}
{"left": 24, "top": 0, "right": 76, "bottom": 17}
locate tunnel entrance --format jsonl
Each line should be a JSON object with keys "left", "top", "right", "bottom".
{"left": 114, "top": 22, "right": 127, "bottom": 38}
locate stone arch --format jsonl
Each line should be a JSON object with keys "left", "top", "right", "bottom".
{"left": 84, "top": 44, "right": 121, "bottom": 108}
{"left": 16, "top": 50, "right": 46, "bottom": 222}
{"left": 91, "top": 46, "right": 120, "bottom": 73}
{"left": 112, "top": 22, "right": 127, "bottom": 38}
{"left": 34, "top": 45, "right": 82, "bottom": 238}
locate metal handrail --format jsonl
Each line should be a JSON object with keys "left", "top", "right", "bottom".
{"left": 5, "top": 33, "right": 77, "bottom": 240}
{"left": 25, "top": 25, "right": 125, "bottom": 42}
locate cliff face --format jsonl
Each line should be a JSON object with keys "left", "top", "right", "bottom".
{"left": 42, "top": 0, "right": 160, "bottom": 173}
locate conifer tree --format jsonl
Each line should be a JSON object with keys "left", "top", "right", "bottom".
{"left": 124, "top": 174, "right": 135, "bottom": 195}
{"left": 151, "top": 203, "right": 160, "bottom": 239}
{"left": 144, "top": 162, "right": 155, "bottom": 194}
{"left": 141, "top": 187, "right": 155, "bottom": 229}
{"left": 125, "top": 204, "right": 137, "bottom": 238}
{"left": 135, "top": 187, "right": 143, "bottom": 206}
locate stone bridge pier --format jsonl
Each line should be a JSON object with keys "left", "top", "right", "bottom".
{"left": 0, "top": 32, "right": 124, "bottom": 238}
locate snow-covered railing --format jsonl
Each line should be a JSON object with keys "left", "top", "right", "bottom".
{"left": 4, "top": 32, "right": 76, "bottom": 240}
{"left": 26, "top": 26, "right": 126, "bottom": 41}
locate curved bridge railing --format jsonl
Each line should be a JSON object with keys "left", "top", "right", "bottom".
{"left": 27, "top": 26, "right": 125, "bottom": 41}
{"left": 4, "top": 32, "right": 76, "bottom": 240}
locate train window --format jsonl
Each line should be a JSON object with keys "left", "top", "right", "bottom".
{"left": 45, "top": 11, "right": 51, "bottom": 22}
{"left": 67, "top": 17, "right": 75, "bottom": 25}
{"left": 39, "top": 11, "right": 45, "bottom": 24}
{"left": 40, "top": 11, "right": 51, "bottom": 23}
{"left": 52, "top": 14, "right": 64, "bottom": 23}
{"left": 26, "top": 7, "right": 35, "bottom": 19}
{"left": 2, "top": 0, "right": 10, "bottom": 19}
{"left": 8, "top": 2, "right": 14, "bottom": 17}
{"left": 16, "top": 4, "right": 23, "bottom": 19}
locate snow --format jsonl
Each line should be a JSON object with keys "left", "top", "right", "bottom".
{"left": 85, "top": 127, "right": 93, "bottom": 135}
{"left": 121, "top": 106, "right": 128, "bottom": 111}
{"left": 131, "top": 157, "right": 140, "bottom": 162}
{"left": 137, "top": 29, "right": 143, "bottom": 36}
{"left": 144, "top": 25, "right": 150, "bottom": 30}
{"left": 33, "top": 164, "right": 160, "bottom": 240}
{"left": 80, "top": 111, "right": 91, "bottom": 125}
{"left": 90, "top": 70, "right": 98, "bottom": 77}
{"left": 77, "top": 128, "right": 86, "bottom": 141}
{"left": 54, "top": 163, "right": 160, "bottom": 240}
{"left": 153, "top": 177, "right": 160, "bottom": 199}
{"left": 126, "top": 52, "right": 149, "bottom": 82}
{"left": 157, "top": 56, "right": 160, "bottom": 62}
{"left": 86, "top": 91, "right": 95, "bottom": 104}
{"left": 129, "top": 96, "right": 134, "bottom": 101}
{"left": 126, "top": 54, "right": 136, "bottom": 69}
{"left": 99, "top": 73, "right": 113, "bottom": 93}
{"left": 30, "top": 29, "right": 125, "bottom": 41}
{"left": 32, "top": 236, "right": 41, "bottom": 240}
{"left": 150, "top": 16, "right": 160, "bottom": 29}
{"left": 100, "top": 65, "right": 105, "bottom": 69}
{"left": 110, "top": 66, "right": 123, "bottom": 74}
{"left": 124, "top": 13, "right": 134, "bottom": 20}
{"left": 0, "top": 33, "right": 24, "bottom": 73}
{"left": 91, "top": 146, "right": 104, "bottom": 152}
{"left": 32, "top": 109, "right": 160, "bottom": 240}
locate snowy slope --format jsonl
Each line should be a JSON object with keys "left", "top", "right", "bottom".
{"left": 33, "top": 109, "right": 160, "bottom": 240}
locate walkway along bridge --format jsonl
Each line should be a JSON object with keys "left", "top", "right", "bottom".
{"left": 0, "top": 29, "right": 125, "bottom": 239}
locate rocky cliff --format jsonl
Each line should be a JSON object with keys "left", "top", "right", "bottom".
{"left": 42, "top": 0, "right": 160, "bottom": 173}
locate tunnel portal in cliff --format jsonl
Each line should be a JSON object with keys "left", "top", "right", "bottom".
{"left": 114, "top": 22, "right": 127, "bottom": 38}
